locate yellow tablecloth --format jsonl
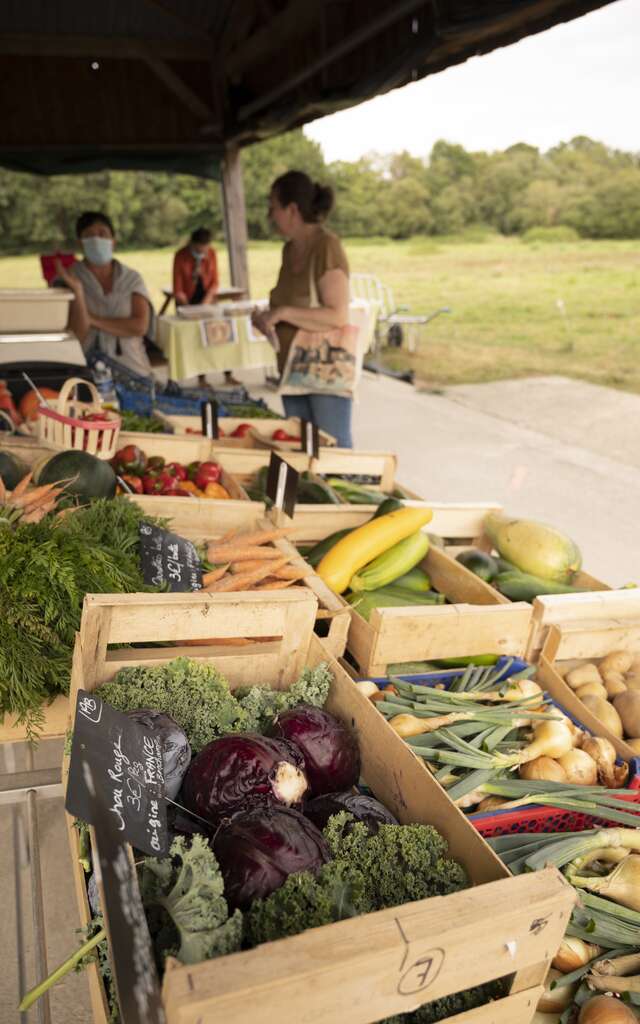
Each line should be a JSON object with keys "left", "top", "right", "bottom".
{"left": 156, "top": 315, "right": 277, "bottom": 380}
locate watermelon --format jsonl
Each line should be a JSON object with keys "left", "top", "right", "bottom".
{"left": 38, "top": 450, "right": 116, "bottom": 501}
{"left": 0, "top": 451, "right": 28, "bottom": 490}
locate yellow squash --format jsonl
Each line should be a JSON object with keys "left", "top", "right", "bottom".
{"left": 484, "top": 511, "right": 582, "bottom": 582}
{"left": 317, "top": 506, "right": 433, "bottom": 594}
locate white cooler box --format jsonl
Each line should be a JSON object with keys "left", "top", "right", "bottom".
{"left": 0, "top": 288, "right": 74, "bottom": 332}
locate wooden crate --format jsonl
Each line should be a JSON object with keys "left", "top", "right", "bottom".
{"left": 156, "top": 414, "right": 335, "bottom": 449}
{"left": 346, "top": 545, "right": 533, "bottom": 676}
{"left": 66, "top": 591, "right": 573, "bottom": 1024}
{"left": 527, "top": 587, "right": 637, "bottom": 660}
{"left": 129, "top": 496, "right": 350, "bottom": 659}
{"left": 538, "top": 614, "right": 640, "bottom": 761}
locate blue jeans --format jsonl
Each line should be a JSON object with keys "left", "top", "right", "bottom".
{"left": 282, "top": 394, "right": 353, "bottom": 448}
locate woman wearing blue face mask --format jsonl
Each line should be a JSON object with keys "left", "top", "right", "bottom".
{"left": 56, "top": 211, "right": 154, "bottom": 377}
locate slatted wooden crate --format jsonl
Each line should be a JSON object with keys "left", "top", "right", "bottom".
{"left": 346, "top": 545, "right": 533, "bottom": 676}
{"left": 527, "top": 587, "right": 636, "bottom": 660}
{"left": 130, "top": 497, "right": 351, "bottom": 659}
{"left": 538, "top": 610, "right": 640, "bottom": 761}
{"left": 155, "top": 414, "right": 336, "bottom": 449}
{"left": 65, "top": 590, "right": 574, "bottom": 1024}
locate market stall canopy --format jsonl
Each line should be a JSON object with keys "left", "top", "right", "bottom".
{"left": 0, "top": 0, "right": 613, "bottom": 178}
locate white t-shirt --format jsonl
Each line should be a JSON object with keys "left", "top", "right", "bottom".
{"left": 73, "top": 259, "right": 154, "bottom": 378}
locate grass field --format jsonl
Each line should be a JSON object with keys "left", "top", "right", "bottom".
{"left": 2, "top": 234, "right": 639, "bottom": 392}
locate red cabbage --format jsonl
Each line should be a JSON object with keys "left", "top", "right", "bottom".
{"left": 270, "top": 706, "right": 360, "bottom": 797}
{"left": 304, "top": 791, "right": 398, "bottom": 833}
{"left": 182, "top": 733, "right": 308, "bottom": 825}
{"left": 213, "top": 804, "right": 331, "bottom": 910}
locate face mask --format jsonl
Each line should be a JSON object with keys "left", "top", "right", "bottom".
{"left": 190, "top": 247, "right": 204, "bottom": 261}
{"left": 82, "top": 237, "right": 113, "bottom": 265}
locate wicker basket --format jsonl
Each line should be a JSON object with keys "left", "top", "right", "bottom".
{"left": 36, "top": 377, "right": 121, "bottom": 459}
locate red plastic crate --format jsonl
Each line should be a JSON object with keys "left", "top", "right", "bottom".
{"left": 471, "top": 764, "right": 640, "bottom": 837}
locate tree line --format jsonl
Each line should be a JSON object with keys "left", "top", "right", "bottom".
{"left": 1, "top": 129, "right": 639, "bottom": 254}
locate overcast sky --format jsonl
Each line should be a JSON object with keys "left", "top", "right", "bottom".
{"left": 305, "top": 0, "right": 639, "bottom": 161}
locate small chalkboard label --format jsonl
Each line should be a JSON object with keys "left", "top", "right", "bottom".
{"left": 300, "top": 419, "right": 320, "bottom": 458}
{"left": 65, "top": 691, "right": 169, "bottom": 857}
{"left": 91, "top": 778, "right": 166, "bottom": 1024}
{"left": 139, "top": 522, "right": 203, "bottom": 592}
{"left": 200, "top": 399, "right": 219, "bottom": 439}
{"left": 266, "top": 452, "right": 299, "bottom": 518}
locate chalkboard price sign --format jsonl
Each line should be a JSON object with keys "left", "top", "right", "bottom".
{"left": 66, "top": 690, "right": 169, "bottom": 858}
{"left": 200, "top": 399, "right": 219, "bottom": 439}
{"left": 266, "top": 451, "right": 299, "bottom": 518}
{"left": 92, "top": 782, "right": 167, "bottom": 1024}
{"left": 299, "top": 419, "right": 320, "bottom": 457}
{"left": 139, "top": 522, "right": 203, "bottom": 592}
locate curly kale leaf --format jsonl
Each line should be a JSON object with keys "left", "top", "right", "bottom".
{"left": 139, "top": 835, "right": 242, "bottom": 966}
{"left": 236, "top": 661, "right": 333, "bottom": 732}
{"left": 100, "top": 658, "right": 248, "bottom": 751}
{"left": 324, "top": 812, "right": 468, "bottom": 910}
{"left": 244, "top": 859, "right": 371, "bottom": 948}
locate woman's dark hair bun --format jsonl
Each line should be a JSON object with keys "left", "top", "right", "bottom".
{"left": 312, "top": 182, "right": 334, "bottom": 218}
{"left": 271, "top": 170, "right": 335, "bottom": 223}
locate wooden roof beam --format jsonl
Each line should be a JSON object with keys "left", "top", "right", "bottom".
{"left": 141, "top": 52, "right": 218, "bottom": 127}
{"left": 225, "top": 0, "right": 323, "bottom": 77}
{"left": 238, "top": 0, "right": 427, "bottom": 121}
{"left": 0, "top": 33, "right": 211, "bottom": 60}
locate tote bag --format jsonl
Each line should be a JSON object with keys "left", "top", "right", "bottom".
{"left": 279, "top": 262, "right": 361, "bottom": 397}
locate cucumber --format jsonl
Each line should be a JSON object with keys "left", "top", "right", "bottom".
{"left": 373, "top": 497, "right": 405, "bottom": 519}
{"left": 495, "top": 570, "right": 590, "bottom": 603}
{"left": 391, "top": 567, "right": 432, "bottom": 592}
{"left": 304, "top": 528, "right": 353, "bottom": 567}
{"left": 456, "top": 549, "right": 499, "bottom": 582}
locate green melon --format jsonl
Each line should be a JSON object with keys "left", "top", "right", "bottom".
{"left": 38, "top": 450, "right": 116, "bottom": 501}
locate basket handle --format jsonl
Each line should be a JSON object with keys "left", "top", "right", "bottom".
{"left": 55, "top": 376, "right": 101, "bottom": 411}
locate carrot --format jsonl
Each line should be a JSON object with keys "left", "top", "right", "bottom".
{"left": 252, "top": 580, "right": 306, "bottom": 590}
{"left": 202, "top": 564, "right": 230, "bottom": 585}
{"left": 206, "top": 544, "right": 283, "bottom": 563}
{"left": 271, "top": 565, "right": 308, "bottom": 581}
{"left": 11, "top": 471, "right": 33, "bottom": 499}
{"left": 203, "top": 556, "right": 289, "bottom": 592}
{"left": 11, "top": 481, "right": 64, "bottom": 509}
{"left": 230, "top": 527, "right": 296, "bottom": 547}
{"left": 217, "top": 528, "right": 238, "bottom": 544}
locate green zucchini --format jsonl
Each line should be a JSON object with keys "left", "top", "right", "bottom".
{"left": 350, "top": 531, "right": 430, "bottom": 592}
{"left": 325, "top": 477, "right": 385, "bottom": 505}
{"left": 494, "top": 570, "right": 590, "bottom": 603}
{"left": 347, "top": 586, "right": 444, "bottom": 622}
{"left": 388, "top": 566, "right": 431, "bottom": 592}
{"left": 372, "top": 497, "right": 405, "bottom": 519}
{"left": 456, "top": 549, "right": 499, "bottom": 583}
{"left": 303, "top": 528, "right": 353, "bottom": 567}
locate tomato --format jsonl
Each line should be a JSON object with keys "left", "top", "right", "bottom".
{"left": 113, "top": 444, "right": 147, "bottom": 475}
{"left": 194, "top": 461, "right": 222, "bottom": 490}
{"left": 164, "top": 462, "right": 188, "bottom": 481}
{"left": 272, "top": 428, "right": 300, "bottom": 442}
{"left": 142, "top": 473, "right": 165, "bottom": 495}
{"left": 119, "top": 474, "right": 144, "bottom": 494}
{"left": 19, "top": 387, "right": 59, "bottom": 422}
{"left": 81, "top": 411, "right": 109, "bottom": 423}
{"left": 230, "top": 423, "right": 252, "bottom": 438}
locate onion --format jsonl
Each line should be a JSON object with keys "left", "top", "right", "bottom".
{"left": 570, "top": 855, "right": 640, "bottom": 912}
{"left": 580, "top": 736, "right": 620, "bottom": 788}
{"left": 537, "top": 969, "right": 577, "bottom": 1013}
{"left": 578, "top": 994, "right": 638, "bottom": 1024}
{"left": 519, "top": 756, "right": 567, "bottom": 783}
{"left": 354, "top": 681, "right": 379, "bottom": 699}
{"left": 553, "top": 937, "right": 601, "bottom": 973}
{"left": 557, "top": 749, "right": 598, "bottom": 786}
{"left": 518, "top": 720, "right": 575, "bottom": 764}
{"left": 477, "top": 796, "right": 508, "bottom": 812}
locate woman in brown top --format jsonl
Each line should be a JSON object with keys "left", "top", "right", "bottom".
{"left": 252, "top": 171, "right": 353, "bottom": 447}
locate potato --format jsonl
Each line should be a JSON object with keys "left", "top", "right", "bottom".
{"left": 624, "top": 671, "right": 640, "bottom": 691}
{"left": 613, "top": 690, "right": 640, "bottom": 739}
{"left": 581, "top": 694, "right": 624, "bottom": 738}
{"left": 566, "top": 664, "right": 602, "bottom": 689}
{"left": 576, "top": 682, "right": 608, "bottom": 701}
{"left": 602, "top": 671, "right": 628, "bottom": 698}
{"left": 600, "top": 650, "right": 633, "bottom": 675}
